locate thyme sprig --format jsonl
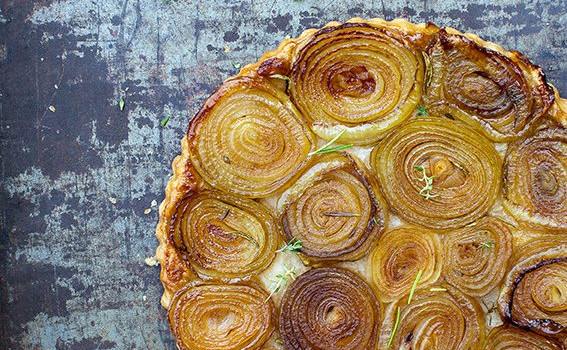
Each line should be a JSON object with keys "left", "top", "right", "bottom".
{"left": 414, "top": 165, "right": 439, "bottom": 200}
{"left": 276, "top": 237, "right": 302, "bottom": 253}
{"left": 308, "top": 130, "right": 353, "bottom": 156}
{"left": 408, "top": 269, "right": 423, "bottom": 304}
{"left": 266, "top": 265, "right": 296, "bottom": 301}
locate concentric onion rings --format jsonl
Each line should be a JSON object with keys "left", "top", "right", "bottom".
{"left": 187, "top": 76, "right": 315, "bottom": 197}
{"left": 290, "top": 23, "right": 424, "bottom": 144}
{"left": 371, "top": 117, "right": 502, "bottom": 229}
{"left": 279, "top": 267, "right": 380, "bottom": 350}
{"left": 168, "top": 281, "right": 275, "bottom": 350}
{"left": 170, "top": 190, "right": 279, "bottom": 280}
{"left": 368, "top": 226, "right": 442, "bottom": 302}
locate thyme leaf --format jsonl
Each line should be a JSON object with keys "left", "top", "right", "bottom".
{"left": 478, "top": 240, "right": 495, "bottom": 252}
{"left": 265, "top": 265, "right": 296, "bottom": 301}
{"left": 416, "top": 105, "right": 429, "bottom": 117}
{"left": 429, "top": 287, "right": 447, "bottom": 292}
{"left": 160, "top": 115, "right": 171, "bottom": 127}
{"left": 119, "top": 97, "right": 125, "bottom": 111}
{"left": 276, "top": 237, "right": 302, "bottom": 253}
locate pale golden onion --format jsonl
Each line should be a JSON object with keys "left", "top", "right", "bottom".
{"left": 424, "top": 30, "right": 554, "bottom": 141}
{"left": 168, "top": 282, "right": 275, "bottom": 350}
{"left": 503, "top": 127, "right": 567, "bottom": 230}
{"left": 290, "top": 23, "right": 424, "bottom": 144}
{"left": 498, "top": 242, "right": 567, "bottom": 335}
{"left": 484, "top": 324, "right": 562, "bottom": 350}
{"left": 379, "top": 284, "right": 485, "bottom": 350}
{"left": 368, "top": 226, "right": 442, "bottom": 302}
{"left": 188, "top": 76, "right": 315, "bottom": 197}
{"left": 279, "top": 153, "right": 386, "bottom": 262}
{"left": 170, "top": 190, "right": 279, "bottom": 280}
{"left": 442, "top": 216, "right": 513, "bottom": 296}
{"left": 279, "top": 267, "right": 380, "bottom": 350}
{"left": 371, "top": 117, "right": 502, "bottom": 229}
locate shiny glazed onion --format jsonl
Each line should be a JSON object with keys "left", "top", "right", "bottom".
{"left": 498, "top": 242, "right": 567, "bottom": 335}
{"left": 424, "top": 30, "right": 554, "bottom": 141}
{"left": 279, "top": 153, "right": 385, "bottom": 261}
{"left": 379, "top": 284, "right": 485, "bottom": 350}
{"left": 442, "top": 216, "right": 513, "bottom": 296}
{"left": 371, "top": 117, "right": 502, "bottom": 229}
{"left": 187, "top": 76, "right": 314, "bottom": 197}
{"left": 290, "top": 23, "right": 424, "bottom": 145}
{"left": 368, "top": 226, "right": 442, "bottom": 302}
{"left": 170, "top": 191, "right": 278, "bottom": 280}
{"left": 503, "top": 127, "right": 567, "bottom": 230}
{"left": 279, "top": 267, "right": 380, "bottom": 350}
{"left": 168, "top": 282, "right": 275, "bottom": 350}
{"left": 484, "top": 324, "right": 563, "bottom": 350}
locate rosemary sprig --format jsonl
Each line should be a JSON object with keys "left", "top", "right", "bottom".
{"left": 478, "top": 240, "right": 495, "bottom": 252}
{"left": 308, "top": 130, "right": 353, "bottom": 156}
{"left": 408, "top": 269, "right": 423, "bottom": 304}
{"left": 414, "top": 165, "right": 439, "bottom": 200}
{"left": 322, "top": 211, "right": 361, "bottom": 217}
{"left": 387, "top": 306, "right": 402, "bottom": 348}
{"left": 265, "top": 265, "right": 296, "bottom": 301}
{"left": 276, "top": 237, "right": 302, "bottom": 253}
{"left": 224, "top": 230, "right": 259, "bottom": 247}
{"left": 416, "top": 105, "right": 429, "bottom": 117}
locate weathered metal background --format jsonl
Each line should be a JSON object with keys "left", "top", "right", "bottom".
{"left": 0, "top": 0, "right": 565, "bottom": 348}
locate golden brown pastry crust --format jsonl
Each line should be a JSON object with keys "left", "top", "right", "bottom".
{"left": 154, "top": 16, "right": 566, "bottom": 314}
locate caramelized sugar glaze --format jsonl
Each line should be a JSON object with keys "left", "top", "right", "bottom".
{"left": 155, "top": 18, "right": 567, "bottom": 350}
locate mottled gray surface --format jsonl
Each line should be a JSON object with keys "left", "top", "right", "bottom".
{"left": 0, "top": 0, "right": 565, "bottom": 348}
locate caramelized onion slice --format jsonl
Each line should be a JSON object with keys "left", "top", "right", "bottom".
{"left": 279, "top": 153, "right": 386, "bottom": 261}
{"left": 368, "top": 226, "right": 441, "bottom": 302}
{"left": 442, "top": 216, "right": 513, "bottom": 296}
{"left": 484, "top": 324, "right": 562, "bottom": 350}
{"left": 379, "top": 284, "right": 485, "bottom": 350}
{"left": 168, "top": 282, "right": 275, "bottom": 350}
{"left": 498, "top": 243, "right": 567, "bottom": 335}
{"left": 371, "top": 117, "right": 501, "bottom": 229}
{"left": 279, "top": 267, "right": 380, "bottom": 350}
{"left": 171, "top": 190, "right": 279, "bottom": 280}
{"left": 188, "top": 76, "right": 314, "bottom": 197}
{"left": 424, "top": 30, "right": 554, "bottom": 141}
{"left": 290, "top": 23, "right": 424, "bottom": 144}
{"left": 503, "top": 127, "right": 567, "bottom": 230}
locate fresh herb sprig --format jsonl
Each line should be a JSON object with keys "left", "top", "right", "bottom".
{"left": 407, "top": 269, "right": 423, "bottom": 304}
{"left": 478, "top": 240, "right": 495, "bottom": 252}
{"left": 416, "top": 105, "right": 429, "bottom": 116}
{"left": 266, "top": 265, "right": 296, "bottom": 301}
{"left": 223, "top": 230, "right": 259, "bottom": 247}
{"left": 309, "top": 130, "right": 353, "bottom": 156}
{"left": 387, "top": 307, "right": 402, "bottom": 348}
{"left": 160, "top": 115, "right": 171, "bottom": 127}
{"left": 277, "top": 237, "right": 302, "bottom": 253}
{"left": 322, "top": 211, "right": 360, "bottom": 217}
{"left": 388, "top": 269, "right": 423, "bottom": 347}
{"left": 414, "top": 165, "right": 439, "bottom": 200}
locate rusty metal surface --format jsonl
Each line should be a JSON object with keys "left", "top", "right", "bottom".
{"left": 0, "top": 0, "right": 565, "bottom": 348}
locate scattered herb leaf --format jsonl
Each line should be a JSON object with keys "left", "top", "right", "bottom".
{"left": 322, "top": 211, "right": 361, "bottom": 217}
{"left": 408, "top": 269, "right": 423, "bottom": 304}
{"left": 416, "top": 105, "right": 429, "bottom": 117}
{"left": 387, "top": 306, "right": 402, "bottom": 348}
{"left": 220, "top": 209, "right": 230, "bottom": 221}
{"left": 232, "top": 61, "right": 241, "bottom": 69}
{"left": 429, "top": 287, "right": 447, "bottom": 292}
{"left": 478, "top": 240, "right": 495, "bottom": 252}
{"left": 308, "top": 130, "right": 353, "bottom": 156}
{"left": 119, "top": 97, "right": 125, "bottom": 111}
{"left": 160, "top": 115, "right": 171, "bottom": 127}
{"left": 224, "top": 230, "right": 259, "bottom": 247}
{"left": 269, "top": 74, "right": 290, "bottom": 81}
{"left": 414, "top": 165, "right": 439, "bottom": 200}
{"left": 276, "top": 237, "right": 302, "bottom": 253}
